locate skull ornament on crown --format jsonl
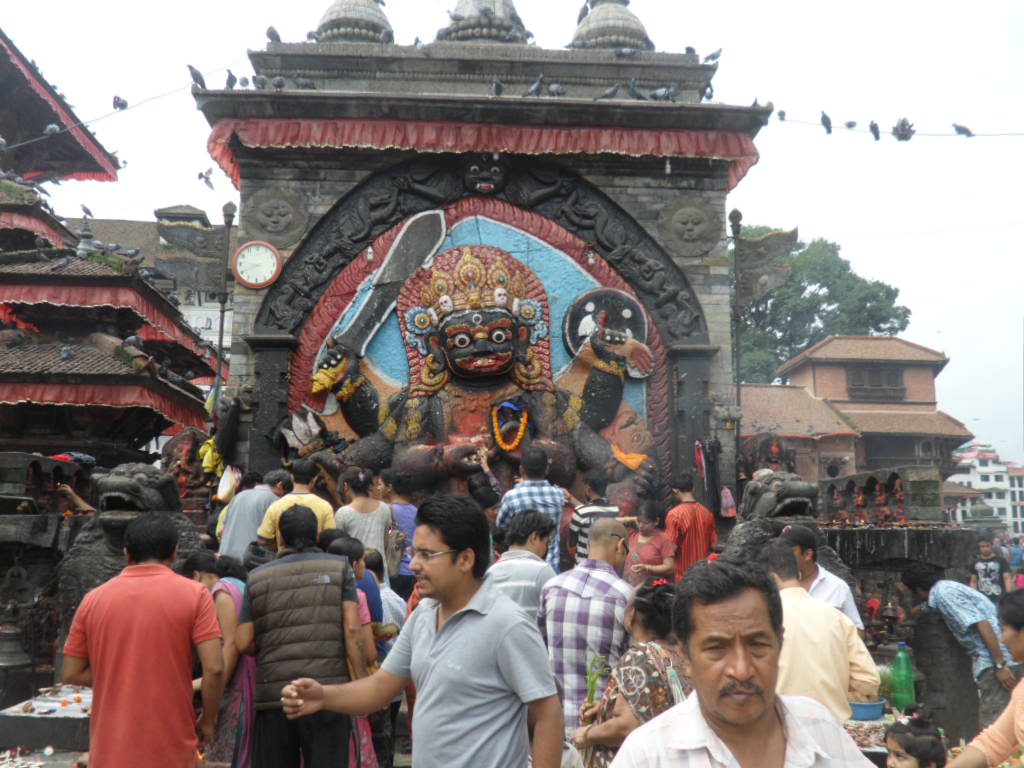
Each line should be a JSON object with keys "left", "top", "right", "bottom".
{"left": 398, "top": 245, "right": 553, "bottom": 396}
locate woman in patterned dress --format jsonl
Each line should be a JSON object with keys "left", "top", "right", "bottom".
{"left": 570, "top": 581, "right": 691, "bottom": 768}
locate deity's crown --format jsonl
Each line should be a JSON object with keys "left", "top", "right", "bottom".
{"left": 418, "top": 246, "right": 533, "bottom": 323}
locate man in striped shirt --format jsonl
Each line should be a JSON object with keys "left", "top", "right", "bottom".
{"left": 487, "top": 509, "right": 556, "bottom": 619}
{"left": 496, "top": 446, "right": 568, "bottom": 573}
{"left": 567, "top": 469, "right": 620, "bottom": 565}
{"left": 665, "top": 473, "right": 717, "bottom": 581}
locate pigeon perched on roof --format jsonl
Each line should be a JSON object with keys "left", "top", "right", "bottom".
{"left": 523, "top": 74, "right": 545, "bottom": 98}
{"left": 239, "top": 77, "right": 250, "bottom": 88}
{"left": 272, "top": 76, "right": 286, "bottom": 91}
{"left": 614, "top": 48, "right": 638, "bottom": 58}
{"left": 81, "top": 204, "right": 94, "bottom": 218}
{"left": 685, "top": 46, "right": 696, "bottom": 54}
{"left": 595, "top": 83, "right": 621, "bottom": 101}
{"left": 267, "top": 26, "right": 282, "bottom": 43}
{"left": 447, "top": 10, "right": 465, "bottom": 22}
{"left": 307, "top": 30, "right": 321, "bottom": 42}
{"left": 492, "top": 79, "right": 505, "bottom": 97}
{"left": 293, "top": 74, "right": 316, "bottom": 90}
{"left": 112, "top": 95, "right": 128, "bottom": 111}
{"left": 820, "top": 111, "right": 832, "bottom": 134}
{"left": 225, "top": 70, "right": 237, "bottom": 89}
{"left": 253, "top": 75, "right": 268, "bottom": 90}
{"left": 869, "top": 121, "right": 880, "bottom": 141}
{"left": 60, "top": 345, "right": 75, "bottom": 361}
{"left": 651, "top": 84, "right": 682, "bottom": 102}
{"left": 626, "top": 78, "right": 648, "bottom": 101}
{"left": 547, "top": 81, "right": 567, "bottom": 97}
{"left": 953, "top": 123, "right": 974, "bottom": 137}
{"left": 703, "top": 48, "right": 722, "bottom": 64}
{"left": 187, "top": 65, "right": 206, "bottom": 90}
{"left": 578, "top": 1, "right": 590, "bottom": 24}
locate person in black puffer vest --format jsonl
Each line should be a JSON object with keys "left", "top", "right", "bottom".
{"left": 236, "top": 505, "right": 367, "bottom": 768}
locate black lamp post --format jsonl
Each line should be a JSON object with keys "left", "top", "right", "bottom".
{"left": 211, "top": 201, "right": 236, "bottom": 418}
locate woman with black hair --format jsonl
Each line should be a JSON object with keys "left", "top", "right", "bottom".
{"left": 335, "top": 466, "right": 395, "bottom": 560}
{"left": 949, "top": 589, "right": 1024, "bottom": 766}
{"left": 180, "top": 551, "right": 255, "bottom": 768}
{"left": 569, "top": 581, "right": 691, "bottom": 767}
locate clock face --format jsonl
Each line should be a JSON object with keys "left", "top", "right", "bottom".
{"left": 232, "top": 241, "right": 282, "bottom": 289}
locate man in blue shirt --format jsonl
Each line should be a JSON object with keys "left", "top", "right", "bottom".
{"left": 496, "top": 446, "right": 567, "bottom": 573}
{"left": 903, "top": 562, "right": 1021, "bottom": 728}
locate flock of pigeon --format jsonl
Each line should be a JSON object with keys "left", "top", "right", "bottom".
{"left": 811, "top": 111, "right": 973, "bottom": 143}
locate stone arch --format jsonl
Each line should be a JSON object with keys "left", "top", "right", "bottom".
{"left": 249, "top": 154, "right": 715, "bottom": 481}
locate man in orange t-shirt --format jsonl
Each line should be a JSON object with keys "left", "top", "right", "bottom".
{"left": 664, "top": 473, "right": 717, "bottom": 581}
{"left": 63, "top": 514, "right": 224, "bottom": 768}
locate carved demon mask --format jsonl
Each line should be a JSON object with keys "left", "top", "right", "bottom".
{"left": 462, "top": 154, "right": 509, "bottom": 195}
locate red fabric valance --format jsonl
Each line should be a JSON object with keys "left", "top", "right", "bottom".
{"left": 0, "top": 34, "right": 118, "bottom": 182}
{"left": 208, "top": 118, "right": 759, "bottom": 191}
{"left": 0, "top": 283, "right": 210, "bottom": 360}
{"left": 0, "top": 382, "right": 207, "bottom": 429}
{"left": 0, "top": 211, "right": 69, "bottom": 247}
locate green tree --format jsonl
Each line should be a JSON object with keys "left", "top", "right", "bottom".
{"left": 735, "top": 228, "right": 911, "bottom": 382}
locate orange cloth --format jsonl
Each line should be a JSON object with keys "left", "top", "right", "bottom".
{"left": 665, "top": 501, "right": 718, "bottom": 581}
{"left": 611, "top": 443, "right": 649, "bottom": 471}
{"left": 970, "top": 677, "right": 1024, "bottom": 765}
{"left": 64, "top": 563, "right": 222, "bottom": 768}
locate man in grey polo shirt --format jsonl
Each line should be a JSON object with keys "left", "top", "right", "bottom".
{"left": 487, "top": 509, "right": 557, "bottom": 619}
{"left": 282, "top": 494, "right": 563, "bottom": 768}
{"left": 218, "top": 468, "right": 290, "bottom": 560}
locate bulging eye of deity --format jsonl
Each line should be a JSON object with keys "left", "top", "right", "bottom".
{"left": 490, "top": 328, "right": 509, "bottom": 344}
{"left": 451, "top": 333, "right": 472, "bottom": 349}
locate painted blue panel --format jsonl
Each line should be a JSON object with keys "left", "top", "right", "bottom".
{"left": 315, "top": 216, "right": 646, "bottom": 417}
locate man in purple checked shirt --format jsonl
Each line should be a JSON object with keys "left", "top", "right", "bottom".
{"left": 539, "top": 516, "right": 633, "bottom": 739}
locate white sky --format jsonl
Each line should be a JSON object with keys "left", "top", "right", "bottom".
{"left": 4, "top": 0, "right": 1023, "bottom": 460}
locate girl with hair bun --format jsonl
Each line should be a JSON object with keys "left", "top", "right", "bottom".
{"left": 334, "top": 466, "right": 396, "bottom": 563}
{"left": 885, "top": 704, "right": 946, "bottom": 768}
{"left": 570, "top": 581, "right": 691, "bottom": 767}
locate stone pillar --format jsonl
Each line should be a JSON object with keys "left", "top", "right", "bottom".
{"left": 244, "top": 333, "right": 298, "bottom": 474}
{"left": 910, "top": 612, "right": 979, "bottom": 744}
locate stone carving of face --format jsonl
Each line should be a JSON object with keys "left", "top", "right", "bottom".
{"left": 671, "top": 207, "right": 709, "bottom": 242}
{"left": 463, "top": 154, "right": 509, "bottom": 195}
{"left": 438, "top": 308, "right": 517, "bottom": 379}
{"left": 257, "top": 200, "right": 295, "bottom": 234}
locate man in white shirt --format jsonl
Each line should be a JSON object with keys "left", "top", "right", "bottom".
{"left": 611, "top": 556, "right": 871, "bottom": 768}
{"left": 757, "top": 539, "right": 879, "bottom": 723}
{"left": 779, "top": 523, "right": 864, "bottom": 630}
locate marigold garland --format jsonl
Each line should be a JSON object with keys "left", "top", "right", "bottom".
{"left": 493, "top": 406, "right": 529, "bottom": 452}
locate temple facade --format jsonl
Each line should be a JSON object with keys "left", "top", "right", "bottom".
{"left": 196, "top": 0, "right": 770, "bottom": 510}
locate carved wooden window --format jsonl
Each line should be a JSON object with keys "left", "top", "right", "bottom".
{"left": 847, "top": 365, "right": 906, "bottom": 401}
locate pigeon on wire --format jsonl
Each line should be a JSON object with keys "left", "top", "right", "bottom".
{"left": 820, "top": 111, "right": 832, "bottom": 134}
{"left": 869, "top": 121, "right": 880, "bottom": 141}
{"left": 777, "top": 110, "right": 786, "bottom": 121}
{"left": 225, "top": 70, "right": 237, "bottom": 89}
{"left": 199, "top": 168, "right": 214, "bottom": 190}
{"left": 187, "top": 65, "right": 206, "bottom": 89}
{"left": 703, "top": 48, "right": 722, "bottom": 64}
{"left": 253, "top": 75, "right": 268, "bottom": 90}
{"left": 267, "top": 26, "right": 282, "bottom": 43}
{"left": 626, "top": 78, "right": 648, "bottom": 100}
{"left": 547, "top": 81, "right": 567, "bottom": 97}
{"left": 595, "top": 83, "right": 621, "bottom": 101}
{"left": 891, "top": 118, "right": 915, "bottom": 142}
{"left": 43, "top": 123, "right": 61, "bottom": 136}
{"left": 293, "top": 73, "right": 316, "bottom": 89}
{"left": 523, "top": 74, "right": 545, "bottom": 97}
{"left": 492, "top": 79, "right": 505, "bottom": 97}
{"left": 112, "top": 95, "right": 128, "bottom": 111}
{"left": 953, "top": 123, "right": 974, "bottom": 137}
{"left": 844, "top": 120, "right": 857, "bottom": 130}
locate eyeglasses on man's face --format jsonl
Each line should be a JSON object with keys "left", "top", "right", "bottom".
{"left": 407, "top": 547, "right": 458, "bottom": 561}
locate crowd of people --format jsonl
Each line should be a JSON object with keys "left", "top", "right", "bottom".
{"left": 57, "top": 447, "right": 1024, "bottom": 768}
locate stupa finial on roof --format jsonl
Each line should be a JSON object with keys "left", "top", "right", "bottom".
{"left": 436, "top": 0, "right": 532, "bottom": 44}
{"left": 317, "top": 0, "right": 394, "bottom": 43}
{"left": 569, "top": 0, "right": 654, "bottom": 51}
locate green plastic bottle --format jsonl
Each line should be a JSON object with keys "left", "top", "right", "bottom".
{"left": 892, "top": 641, "right": 915, "bottom": 712}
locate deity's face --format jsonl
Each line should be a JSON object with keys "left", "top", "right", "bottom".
{"left": 257, "top": 200, "right": 295, "bottom": 233}
{"left": 462, "top": 154, "right": 509, "bottom": 195}
{"left": 437, "top": 308, "right": 516, "bottom": 379}
{"left": 671, "top": 207, "right": 709, "bottom": 242}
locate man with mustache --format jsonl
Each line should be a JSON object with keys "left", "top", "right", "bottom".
{"left": 611, "top": 557, "right": 871, "bottom": 767}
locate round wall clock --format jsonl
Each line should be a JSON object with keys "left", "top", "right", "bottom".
{"left": 231, "top": 241, "right": 283, "bottom": 290}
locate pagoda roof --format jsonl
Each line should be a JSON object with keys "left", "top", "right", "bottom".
{"left": 740, "top": 383, "right": 859, "bottom": 439}
{"left": 839, "top": 409, "right": 973, "bottom": 440}
{"left": 0, "top": 28, "right": 119, "bottom": 182}
{"left": 777, "top": 335, "right": 949, "bottom": 377}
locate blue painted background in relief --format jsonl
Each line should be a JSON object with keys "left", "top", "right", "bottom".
{"left": 317, "top": 215, "right": 647, "bottom": 418}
